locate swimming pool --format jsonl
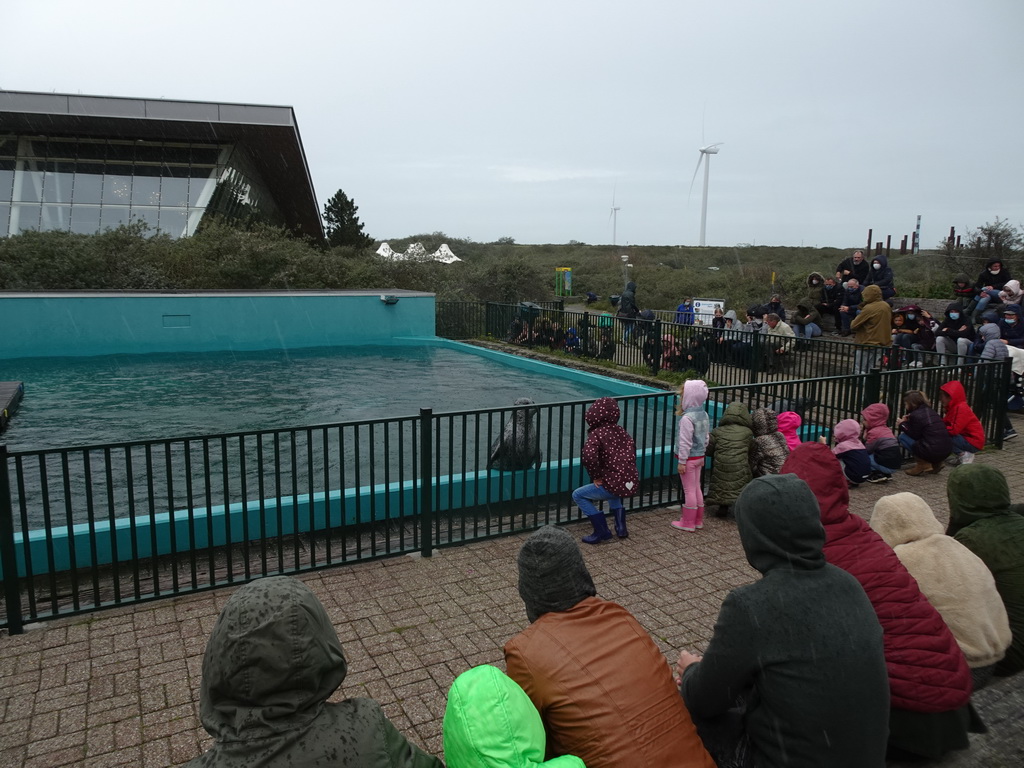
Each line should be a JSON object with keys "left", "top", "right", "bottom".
{"left": 2, "top": 342, "right": 652, "bottom": 452}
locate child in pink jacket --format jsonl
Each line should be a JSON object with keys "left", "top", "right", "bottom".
{"left": 776, "top": 411, "right": 803, "bottom": 451}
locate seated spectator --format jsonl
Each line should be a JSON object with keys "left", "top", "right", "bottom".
{"left": 681, "top": 334, "right": 710, "bottom": 375}
{"left": 764, "top": 294, "right": 786, "bottom": 323}
{"left": 185, "top": 576, "right": 442, "bottom": 768}
{"left": 939, "top": 380, "right": 985, "bottom": 465}
{"left": 819, "top": 276, "right": 844, "bottom": 333}
{"left": 898, "top": 389, "right": 953, "bottom": 475}
{"left": 749, "top": 407, "right": 789, "bottom": 477}
{"left": 864, "top": 254, "right": 896, "bottom": 300}
{"left": 762, "top": 313, "right": 794, "bottom": 370}
{"left": 836, "top": 249, "right": 870, "bottom": 288}
{"left": 563, "top": 327, "right": 581, "bottom": 355}
{"left": 999, "top": 279, "right": 1024, "bottom": 307}
{"left": 861, "top": 402, "right": 902, "bottom": 483}
{"left": 505, "top": 526, "right": 714, "bottom": 768}
{"left": 998, "top": 304, "right": 1024, "bottom": 348}
{"left": 596, "top": 326, "right": 615, "bottom": 359}
{"left": 891, "top": 305, "right": 934, "bottom": 367}
{"left": 789, "top": 300, "right": 822, "bottom": 340}
{"left": 550, "top": 321, "right": 565, "bottom": 351}
{"left": 782, "top": 444, "right": 978, "bottom": 760}
{"left": 969, "top": 259, "right": 1011, "bottom": 320}
{"left": 837, "top": 278, "right": 863, "bottom": 336}
{"left": 935, "top": 302, "right": 975, "bottom": 366}
{"left": 776, "top": 411, "right": 802, "bottom": 451}
{"left": 871, "top": 492, "right": 1012, "bottom": 690}
{"left": 952, "top": 272, "right": 976, "bottom": 304}
{"left": 676, "top": 474, "right": 889, "bottom": 768}
{"left": 823, "top": 418, "right": 871, "bottom": 486}
{"left": 947, "top": 464, "right": 1024, "bottom": 677}
{"left": 973, "top": 314, "right": 1007, "bottom": 360}
{"left": 444, "top": 664, "right": 584, "bottom": 768}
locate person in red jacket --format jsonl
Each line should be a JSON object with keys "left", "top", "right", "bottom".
{"left": 780, "top": 442, "right": 980, "bottom": 760}
{"left": 939, "top": 380, "right": 985, "bottom": 465}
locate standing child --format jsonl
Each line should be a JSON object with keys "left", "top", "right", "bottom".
{"left": 749, "top": 407, "right": 790, "bottom": 477}
{"left": 671, "top": 380, "right": 710, "bottom": 532}
{"left": 860, "top": 403, "right": 901, "bottom": 483}
{"left": 574, "top": 397, "right": 640, "bottom": 544}
{"left": 939, "top": 380, "right": 985, "bottom": 465}
{"left": 822, "top": 419, "right": 872, "bottom": 486}
{"left": 704, "top": 401, "right": 753, "bottom": 518}
{"left": 897, "top": 390, "right": 953, "bottom": 476}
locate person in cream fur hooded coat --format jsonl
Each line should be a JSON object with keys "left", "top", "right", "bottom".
{"left": 871, "top": 492, "right": 1011, "bottom": 679}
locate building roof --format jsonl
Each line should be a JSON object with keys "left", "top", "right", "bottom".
{"left": 0, "top": 90, "right": 324, "bottom": 239}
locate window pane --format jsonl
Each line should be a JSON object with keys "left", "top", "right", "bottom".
{"left": 11, "top": 203, "right": 41, "bottom": 233}
{"left": 75, "top": 141, "right": 108, "bottom": 162}
{"left": 131, "top": 207, "right": 160, "bottom": 232}
{"left": 0, "top": 158, "right": 14, "bottom": 202}
{"left": 100, "top": 207, "right": 131, "bottom": 231}
{"left": 189, "top": 173, "right": 217, "bottom": 207}
{"left": 160, "top": 173, "right": 189, "bottom": 207}
{"left": 190, "top": 146, "right": 222, "bottom": 166}
{"left": 18, "top": 170, "right": 44, "bottom": 203}
{"left": 40, "top": 204, "right": 71, "bottom": 231}
{"left": 70, "top": 206, "right": 102, "bottom": 235}
{"left": 73, "top": 163, "right": 104, "bottom": 204}
{"left": 131, "top": 169, "right": 162, "bottom": 206}
{"left": 0, "top": 204, "right": 10, "bottom": 235}
{"left": 0, "top": 136, "right": 15, "bottom": 156}
{"left": 158, "top": 208, "right": 188, "bottom": 238}
{"left": 105, "top": 143, "right": 135, "bottom": 163}
{"left": 103, "top": 166, "right": 133, "bottom": 205}
{"left": 43, "top": 162, "right": 75, "bottom": 203}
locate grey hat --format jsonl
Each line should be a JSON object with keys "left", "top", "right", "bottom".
{"left": 517, "top": 526, "right": 596, "bottom": 622}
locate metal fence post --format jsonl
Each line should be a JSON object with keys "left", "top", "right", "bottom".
{"left": 864, "top": 369, "right": 882, "bottom": 409}
{"left": 749, "top": 328, "right": 761, "bottom": 384}
{"left": 652, "top": 319, "right": 663, "bottom": 374}
{"left": 419, "top": 409, "right": 434, "bottom": 558}
{"left": 0, "top": 445, "right": 25, "bottom": 635}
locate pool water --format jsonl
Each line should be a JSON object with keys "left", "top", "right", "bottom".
{"left": 2, "top": 345, "right": 624, "bottom": 452}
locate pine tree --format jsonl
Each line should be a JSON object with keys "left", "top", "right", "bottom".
{"left": 322, "top": 189, "right": 373, "bottom": 249}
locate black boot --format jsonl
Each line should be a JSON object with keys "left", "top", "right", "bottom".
{"left": 582, "top": 513, "right": 612, "bottom": 544}
{"left": 613, "top": 507, "right": 628, "bottom": 538}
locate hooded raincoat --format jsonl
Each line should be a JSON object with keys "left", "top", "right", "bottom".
{"left": 939, "top": 381, "right": 985, "bottom": 451}
{"left": 505, "top": 527, "right": 714, "bottom": 768}
{"left": 749, "top": 408, "right": 789, "bottom": 477}
{"left": 580, "top": 398, "right": 639, "bottom": 498}
{"left": 186, "top": 576, "right": 442, "bottom": 768}
{"left": 947, "top": 464, "right": 1024, "bottom": 676}
{"left": 860, "top": 403, "right": 901, "bottom": 471}
{"left": 680, "top": 474, "right": 889, "bottom": 768}
{"left": 850, "top": 285, "right": 893, "bottom": 347}
{"left": 871, "top": 492, "right": 1011, "bottom": 669}
{"left": 775, "top": 411, "right": 802, "bottom": 451}
{"left": 705, "top": 402, "right": 754, "bottom": 507}
{"left": 832, "top": 418, "right": 871, "bottom": 484}
{"left": 676, "top": 379, "right": 710, "bottom": 460}
{"left": 865, "top": 254, "right": 896, "bottom": 299}
{"left": 443, "top": 665, "right": 584, "bottom": 768}
{"left": 782, "top": 444, "right": 975, "bottom": 758}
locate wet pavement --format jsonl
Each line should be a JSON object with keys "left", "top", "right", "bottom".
{"left": 1, "top": 418, "right": 1022, "bottom": 766}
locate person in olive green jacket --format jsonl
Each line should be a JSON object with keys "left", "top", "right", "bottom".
{"left": 186, "top": 576, "right": 443, "bottom": 768}
{"left": 444, "top": 665, "right": 584, "bottom": 768}
{"left": 947, "top": 464, "right": 1024, "bottom": 676}
{"left": 850, "top": 284, "right": 893, "bottom": 373}
{"left": 705, "top": 401, "right": 754, "bottom": 517}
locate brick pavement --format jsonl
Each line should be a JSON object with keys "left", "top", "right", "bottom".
{"left": 1, "top": 418, "right": 1022, "bottom": 767}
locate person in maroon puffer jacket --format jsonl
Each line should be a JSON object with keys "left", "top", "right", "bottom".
{"left": 781, "top": 443, "right": 979, "bottom": 761}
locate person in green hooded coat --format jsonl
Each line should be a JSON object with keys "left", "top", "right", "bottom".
{"left": 186, "top": 576, "right": 443, "bottom": 768}
{"left": 443, "top": 665, "right": 584, "bottom": 768}
{"left": 947, "top": 464, "right": 1024, "bottom": 677}
{"left": 705, "top": 401, "right": 754, "bottom": 517}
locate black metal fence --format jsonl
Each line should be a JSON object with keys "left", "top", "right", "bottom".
{"left": 0, "top": 341, "right": 1009, "bottom": 633}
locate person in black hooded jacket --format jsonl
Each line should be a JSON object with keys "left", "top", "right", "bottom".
{"left": 676, "top": 473, "right": 889, "bottom": 768}
{"left": 864, "top": 254, "right": 896, "bottom": 300}
{"left": 934, "top": 302, "right": 975, "bottom": 365}
{"left": 970, "top": 259, "right": 1012, "bottom": 319}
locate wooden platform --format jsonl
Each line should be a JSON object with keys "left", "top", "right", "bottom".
{"left": 0, "top": 381, "right": 24, "bottom": 434}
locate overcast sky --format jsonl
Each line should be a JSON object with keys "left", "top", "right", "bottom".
{"left": 3, "top": 0, "right": 1021, "bottom": 248}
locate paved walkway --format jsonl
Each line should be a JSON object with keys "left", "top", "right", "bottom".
{"left": 2, "top": 421, "right": 1022, "bottom": 766}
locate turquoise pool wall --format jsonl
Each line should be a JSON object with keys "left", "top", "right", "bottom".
{"left": 0, "top": 290, "right": 436, "bottom": 358}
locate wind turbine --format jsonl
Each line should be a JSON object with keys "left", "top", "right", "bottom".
{"left": 688, "top": 142, "right": 723, "bottom": 247}
{"left": 609, "top": 190, "right": 621, "bottom": 246}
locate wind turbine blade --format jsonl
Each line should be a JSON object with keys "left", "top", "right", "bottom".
{"left": 687, "top": 154, "right": 704, "bottom": 201}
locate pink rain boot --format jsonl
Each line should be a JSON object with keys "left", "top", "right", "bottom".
{"left": 671, "top": 506, "right": 697, "bottom": 532}
{"left": 694, "top": 507, "right": 705, "bottom": 530}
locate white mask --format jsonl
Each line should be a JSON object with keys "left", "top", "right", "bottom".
{"left": 873, "top": 263, "right": 882, "bottom": 270}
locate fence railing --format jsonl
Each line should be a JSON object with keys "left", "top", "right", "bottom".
{"left": 438, "top": 300, "right": 981, "bottom": 388}
{"left": 1, "top": 345, "right": 1009, "bottom": 633}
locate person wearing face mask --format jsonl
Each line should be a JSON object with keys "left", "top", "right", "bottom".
{"left": 935, "top": 302, "right": 975, "bottom": 366}
{"left": 864, "top": 253, "right": 896, "bottom": 300}
{"left": 892, "top": 305, "right": 933, "bottom": 367}
{"left": 969, "top": 259, "right": 1012, "bottom": 320}
{"left": 998, "top": 304, "right": 1024, "bottom": 348}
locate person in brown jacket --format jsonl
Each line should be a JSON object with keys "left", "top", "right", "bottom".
{"left": 504, "top": 526, "right": 714, "bottom": 768}
{"left": 850, "top": 284, "right": 893, "bottom": 373}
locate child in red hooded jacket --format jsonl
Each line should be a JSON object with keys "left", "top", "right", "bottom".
{"left": 939, "top": 380, "right": 985, "bottom": 465}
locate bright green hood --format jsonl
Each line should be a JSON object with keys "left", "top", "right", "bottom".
{"left": 443, "top": 665, "right": 585, "bottom": 768}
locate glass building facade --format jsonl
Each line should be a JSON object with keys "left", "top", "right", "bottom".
{"left": 0, "top": 135, "right": 285, "bottom": 238}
